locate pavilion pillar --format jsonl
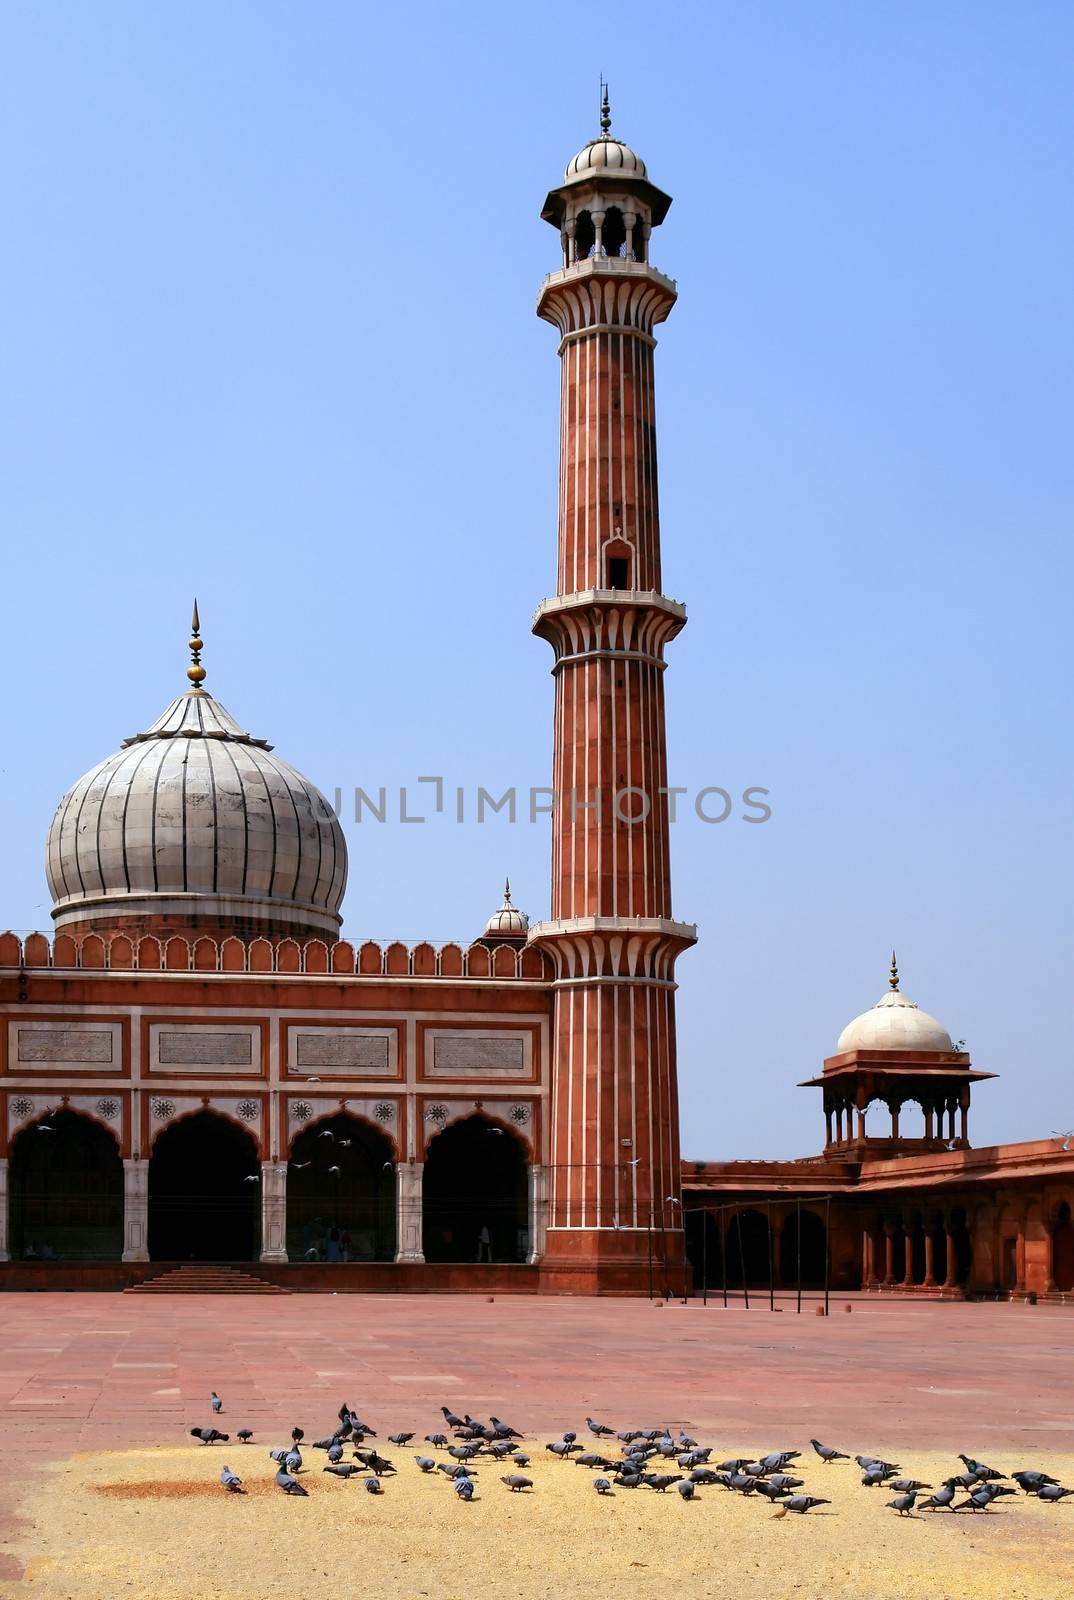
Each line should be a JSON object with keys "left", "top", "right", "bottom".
{"left": 923, "top": 1229, "right": 937, "bottom": 1287}
{"left": 882, "top": 1222, "right": 896, "bottom": 1285}
{"left": 527, "top": 1162, "right": 548, "bottom": 1264}
{"left": 862, "top": 1228, "right": 877, "bottom": 1287}
{"left": 394, "top": 1161, "right": 424, "bottom": 1263}
{"left": 824, "top": 1108, "right": 833, "bottom": 1147}
{"left": 902, "top": 1226, "right": 915, "bottom": 1287}
{"left": 121, "top": 1158, "right": 149, "bottom": 1263}
{"left": 889, "top": 1102, "right": 900, "bottom": 1140}
{"left": 958, "top": 1099, "right": 969, "bottom": 1143}
{"left": 1015, "top": 1217, "right": 1027, "bottom": 1294}
{"left": 943, "top": 1224, "right": 958, "bottom": 1290}
{"left": 0, "top": 1158, "right": 9, "bottom": 1262}
{"left": 259, "top": 1161, "right": 288, "bottom": 1263}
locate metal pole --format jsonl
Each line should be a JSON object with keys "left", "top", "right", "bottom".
{"left": 824, "top": 1194, "right": 831, "bottom": 1316}
{"left": 720, "top": 1205, "right": 728, "bottom": 1308}
{"left": 796, "top": 1197, "right": 802, "bottom": 1315}
{"left": 647, "top": 1200, "right": 653, "bottom": 1301}
{"left": 702, "top": 1208, "right": 708, "bottom": 1307}
{"left": 736, "top": 1212, "right": 750, "bottom": 1311}
{"left": 767, "top": 1199, "right": 775, "bottom": 1311}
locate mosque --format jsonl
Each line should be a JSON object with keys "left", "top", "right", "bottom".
{"left": 2, "top": 102, "right": 1072, "bottom": 1299}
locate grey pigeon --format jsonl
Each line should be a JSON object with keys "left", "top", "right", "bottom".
{"left": 285, "top": 1449, "right": 302, "bottom": 1474}
{"left": 546, "top": 1442, "right": 575, "bottom": 1459}
{"left": 678, "top": 1431, "right": 699, "bottom": 1448}
{"left": 689, "top": 1468, "right": 720, "bottom": 1485}
{"left": 920, "top": 1481, "right": 958, "bottom": 1511}
{"left": 490, "top": 1416, "right": 522, "bottom": 1438}
{"left": 211, "top": 1392, "right": 223, "bottom": 1414}
{"left": 454, "top": 1476, "right": 474, "bottom": 1501}
{"left": 760, "top": 1452, "right": 799, "bottom": 1472}
{"left": 438, "top": 1462, "right": 477, "bottom": 1480}
{"left": 275, "top": 1467, "right": 307, "bottom": 1496}
{"left": 593, "top": 1477, "right": 612, "bottom": 1494}
{"left": 425, "top": 1434, "right": 449, "bottom": 1448}
{"left": 441, "top": 1407, "right": 464, "bottom": 1428}
{"left": 501, "top": 1474, "right": 532, "bottom": 1492}
{"left": 269, "top": 1448, "right": 288, "bottom": 1464}
{"left": 755, "top": 1481, "right": 790, "bottom": 1501}
{"left": 675, "top": 1479, "right": 696, "bottom": 1500}
{"left": 389, "top": 1432, "right": 414, "bottom": 1446}
{"left": 644, "top": 1474, "right": 682, "bottom": 1492}
{"left": 1038, "top": 1484, "right": 1074, "bottom": 1503}
{"left": 772, "top": 1496, "right": 829, "bottom": 1517}
{"left": 237, "top": 1429, "right": 254, "bottom": 1444}
{"left": 364, "top": 1476, "right": 382, "bottom": 1494}
{"left": 587, "top": 1417, "right": 615, "bottom": 1437}
{"left": 717, "top": 1458, "right": 749, "bottom": 1473}
{"left": 323, "top": 1463, "right": 360, "bottom": 1478}
{"left": 291, "top": 1427, "right": 304, "bottom": 1443}
{"left": 327, "top": 1443, "right": 343, "bottom": 1463}
{"left": 768, "top": 1474, "right": 804, "bottom": 1491}
{"left": 219, "top": 1465, "right": 243, "bottom": 1493}
{"left": 512, "top": 1453, "right": 530, "bottom": 1468}
{"left": 490, "top": 1441, "right": 518, "bottom": 1458}
{"left": 449, "top": 1444, "right": 481, "bottom": 1461}
{"left": 887, "top": 1491, "right": 917, "bottom": 1516}
{"left": 856, "top": 1455, "right": 899, "bottom": 1473}
{"left": 889, "top": 1478, "right": 932, "bottom": 1493}
{"left": 958, "top": 1455, "right": 1005, "bottom": 1481}
{"left": 811, "top": 1439, "right": 847, "bottom": 1463}
{"left": 563, "top": 1431, "right": 577, "bottom": 1444}
{"left": 190, "top": 1428, "right": 228, "bottom": 1445}
{"left": 414, "top": 1456, "right": 436, "bottom": 1472}
{"left": 728, "top": 1473, "right": 759, "bottom": 1494}
{"left": 1013, "top": 1470, "right": 1058, "bottom": 1493}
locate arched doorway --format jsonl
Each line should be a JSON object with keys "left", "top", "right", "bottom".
{"left": 684, "top": 1207, "right": 723, "bottom": 1291}
{"left": 9, "top": 1110, "right": 122, "bottom": 1259}
{"left": 948, "top": 1208, "right": 972, "bottom": 1285}
{"left": 423, "top": 1115, "right": 528, "bottom": 1264}
{"left": 724, "top": 1208, "right": 771, "bottom": 1287}
{"left": 779, "top": 1209, "right": 827, "bottom": 1287}
{"left": 286, "top": 1114, "right": 396, "bottom": 1261}
{"left": 1053, "top": 1203, "right": 1074, "bottom": 1292}
{"left": 148, "top": 1111, "right": 259, "bottom": 1261}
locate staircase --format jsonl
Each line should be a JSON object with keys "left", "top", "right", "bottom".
{"left": 124, "top": 1264, "right": 292, "bottom": 1295}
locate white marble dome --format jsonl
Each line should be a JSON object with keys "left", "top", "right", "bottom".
{"left": 836, "top": 962, "right": 954, "bottom": 1053}
{"left": 46, "top": 684, "right": 346, "bottom": 938}
{"left": 483, "top": 880, "right": 529, "bottom": 941}
{"left": 565, "top": 136, "right": 648, "bottom": 184}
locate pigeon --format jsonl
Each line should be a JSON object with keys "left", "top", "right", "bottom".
{"left": 717, "top": 1458, "right": 750, "bottom": 1473}
{"left": 323, "top": 1463, "right": 361, "bottom": 1478}
{"left": 772, "top": 1496, "right": 830, "bottom": 1517}
{"left": 425, "top": 1434, "right": 449, "bottom": 1449}
{"left": 284, "top": 1449, "right": 302, "bottom": 1474}
{"left": 237, "top": 1429, "right": 254, "bottom": 1444}
{"left": 490, "top": 1417, "right": 522, "bottom": 1439}
{"left": 861, "top": 1470, "right": 890, "bottom": 1489}
{"left": 490, "top": 1441, "right": 519, "bottom": 1458}
{"left": 276, "top": 1467, "right": 307, "bottom": 1496}
{"left": 856, "top": 1455, "right": 899, "bottom": 1474}
{"left": 678, "top": 1431, "right": 699, "bottom": 1448}
{"left": 546, "top": 1442, "right": 576, "bottom": 1459}
{"left": 643, "top": 1474, "right": 683, "bottom": 1493}
{"left": 501, "top": 1474, "right": 532, "bottom": 1492}
{"left": 327, "top": 1443, "right": 343, "bottom": 1464}
{"left": 338, "top": 1401, "right": 352, "bottom": 1423}
{"left": 754, "top": 1481, "right": 789, "bottom": 1501}
{"left": 454, "top": 1476, "right": 474, "bottom": 1501}
{"left": 760, "top": 1452, "right": 800, "bottom": 1473}
{"left": 291, "top": 1427, "right": 304, "bottom": 1443}
{"left": 512, "top": 1453, "right": 530, "bottom": 1468}
{"left": 449, "top": 1445, "right": 481, "bottom": 1462}
{"left": 442, "top": 1407, "right": 465, "bottom": 1429}
{"left": 356, "top": 1451, "right": 394, "bottom": 1474}
{"left": 364, "top": 1476, "right": 382, "bottom": 1494}
{"left": 959, "top": 1455, "right": 1005, "bottom": 1482}
{"left": 728, "top": 1473, "right": 760, "bottom": 1494}
{"left": 438, "top": 1463, "right": 477, "bottom": 1480}
{"left": 887, "top": 1491, "right": 917, "bottom": 1516}
{"left": 767, "top": 1474, "right": 805, "bottom": 1491}
{"left": 1038, "top": 1484, "right": 1074, "bottom": 1503}
{"left": 269, "top": 1449, "right": 289, "bottom": 1464}
{"left": 587, "top": 1417, "right": 615, "bottom": 1437}
{"left": 811, "top": 1439, "right": 848, "bottom": 1464}
{"left": 389, "top": 1432, "right": 415, "bottom": 1447}
{"left": 889, "top": 1478, "right": 932, "bottom": 1493}
{"left": 920, "top": 1481, "right": 959, "bottom": 1511}
{"left": 675, "top": 1479, "right": 696, "bottom": 1500}
{"left": 563, "top": 1432, "right": 578, "bottom": 1444}
{"left": 689, "top": 1468, "right": 721, "bottom": 1485}
{"left": 952, "top": 1472, "right": 988, "bottom": 1490}
{"left": 211, "top": 1392, "right": 223, "bottom": 1415}
{"left": 349, "top": 1415, "right": 376, "bottom": 1437}
{"left": 593, "top": 1477, "right": 612, "bottom": 1494}
{"left": 219, "top": 1465, "right": 243, "bottom": 1493}
{"left": 190, "top": 1428, "right": 228, "bottom": 1445}
{"left": 414, "top": 1456, "right": 436, "bottom": 1473}
{"left": 1013, "top": 1470, "right": 1059, "bottom": 1493}
{"left": 955, "top": 1484, "right": 1015, "bottom": 1512}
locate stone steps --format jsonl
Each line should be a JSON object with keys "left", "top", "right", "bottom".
{"left": 124, "top": 1264, "right": 292, "bottom": 1295}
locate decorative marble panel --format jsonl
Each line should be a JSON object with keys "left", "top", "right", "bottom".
{"left": 286, "top": 1026, "right": 398, "bottom": 1078}
{"left": 8, "top": 1020, "right": 121, "bottom": 1072}
{"left": 426, "top": 1031, "right": 528, "bottom": 1079}
{"left": 147, "top": 1023, "right": 261, "bottom": 1075}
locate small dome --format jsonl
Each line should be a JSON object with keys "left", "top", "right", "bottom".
{"left": 565, "top": 136, "right": 648, "bottom": 184}
{"left": 836, "top": 957, "right": 954, "bottom": 1054}
{"left": 45, "top": 616, "right": 346, "bottom": 938}
{"left": 483, "top": 879, "right": 529, "bottom": 941}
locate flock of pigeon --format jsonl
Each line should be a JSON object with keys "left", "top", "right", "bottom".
{"left": 189, "top": 1391, "right": 1073, "bottom": 1517}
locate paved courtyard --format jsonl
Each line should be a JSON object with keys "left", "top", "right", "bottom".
{"left": 2, "top": 1292, "right": 1073, "bottom": 1596}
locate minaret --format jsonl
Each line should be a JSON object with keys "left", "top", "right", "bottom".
{"left": 530, "top": 95, "right": 696, "bottom": 1294}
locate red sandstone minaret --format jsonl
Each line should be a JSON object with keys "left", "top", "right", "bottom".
{"left": 531, "top": 92, "right": 696, "bottom": 1293}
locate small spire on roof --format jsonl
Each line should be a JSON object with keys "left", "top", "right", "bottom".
{"left": 600, "top": 78, "right": 611, "bottom": 137}
{"left": 889, "top": 950, "right": 899, "bottom": 991}
{"left": 187, "top": 599, "right": 206, "bottom": 692}
{"left": 503, "top": 875, "right": 513, "bottom": 903}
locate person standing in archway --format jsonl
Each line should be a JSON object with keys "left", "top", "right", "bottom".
{"left": 477, "top": 1223, "right": 492, "bottom": 1263}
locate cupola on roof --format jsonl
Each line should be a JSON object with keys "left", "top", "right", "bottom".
{"left": 483, "top": 878, "right": 529, "bottom": 942}
{"left": 541, "top": 87, "right": 672, "bottom": 229}
{"left": 835, "top": 955, "right": 955, "bottom": 1054}
{"left": 45, "top": 605, "right": 347, "bottom": 939}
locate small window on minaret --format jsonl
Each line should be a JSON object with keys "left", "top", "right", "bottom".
{"left": 608, "top": 557, "right": 630, "bottom": 590}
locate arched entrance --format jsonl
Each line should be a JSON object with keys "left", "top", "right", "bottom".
{"left": 423, "top": 1115, "right": 528, "bottom": 1264}
{"left": 9, "top": 1110, "right": 122, "bottom": 1260}
{"left": 148, "top": 1111, "right": 259, "bottom": 1261}
{"left": 684, "top": 1207, "right": 723, "bottom": 1291}
{"left": 286, "top": 1113, "right": 396, "bottom": 1261}
{"left": 1053, "top": 1203, "right": 1074, "bottom": 1293}
{"left": 724, "top": 1208, "right": 771, "bottom": 1287}
{"left": 779, "top": 1209, "right": 827, "bottom": 1287}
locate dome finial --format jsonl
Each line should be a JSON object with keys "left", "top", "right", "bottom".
{"left": 187, "top": 598, "right": 207, "bottom": 692}
{"left": 504, "top": 875, "right": 512, "bottom": 903}
{"left": 600, "top": 77, "right": 611, "bottom": 138}
{"left": 889, "top": 949, "right": 899, "bottom": 991}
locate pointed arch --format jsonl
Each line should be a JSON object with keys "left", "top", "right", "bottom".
{"left": 286, "top": 1111, "right": 396, "bottom": 1261}
{"left": 9, "top": 1109, "right": 123, "bottom": 1260}
{"left": 422, "top": 1112, "right": 529, "bottom": 1264}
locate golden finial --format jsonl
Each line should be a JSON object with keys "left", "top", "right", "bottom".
{"left": 187, "top": 599, "right": 206, "bottom": 691}
{"left": 889, "top": 950, "right": 899, "bottom": 991}
{"left": 600, "top": 78, "right": 611, "bottom": 137}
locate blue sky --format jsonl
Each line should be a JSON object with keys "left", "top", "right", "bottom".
{"left": 2, "top": 2, "right": 1072, "bottom": 1157}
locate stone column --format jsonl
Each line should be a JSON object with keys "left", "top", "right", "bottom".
{"left": 121, "top": 1158, "right": 149, "bottom": 1263}
{"left": 943, "top": 1225, "right": 958, "bottom": 1290}
{"left": 0, "top": 1158, "right": 9, "bottom": 1262}
{"left": 923, "top": 1230, "right": 936, "bottom": 1287}
{"left": 824, "top": 1108, "right": 833, "bottom": 1147}
{"left": 1043, "top": 1223, "right": 1057, "bottom": 1294}
{"left": 958, "top": 1102, "right": 969, "bottom": 1143}
{"left": 622, "top": 211, "right": 637, "bottom": 259}
{"left": 902, "top": 1228, "right": 915, "bottom": 1287}
{"left": 862, "top": 1228, "right": 876, "bottom": 1287}
{"left": 883, "top": 1222, "right": 896, "bottom": 1285}
{"left": 259, "top": 1162, "right": 288, "bottom": 1263}
{"left": 890, "top": 1102, "right": 900, "bottom": 1140}
{"left": 591, "top": 209, "right": 606, "bottom": 256}
{"left": 528, "top": 1162, "right": 548, "bottom": 1265}
{"left": 394, "top": 1161, "right": 424, "bottom": 1263}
